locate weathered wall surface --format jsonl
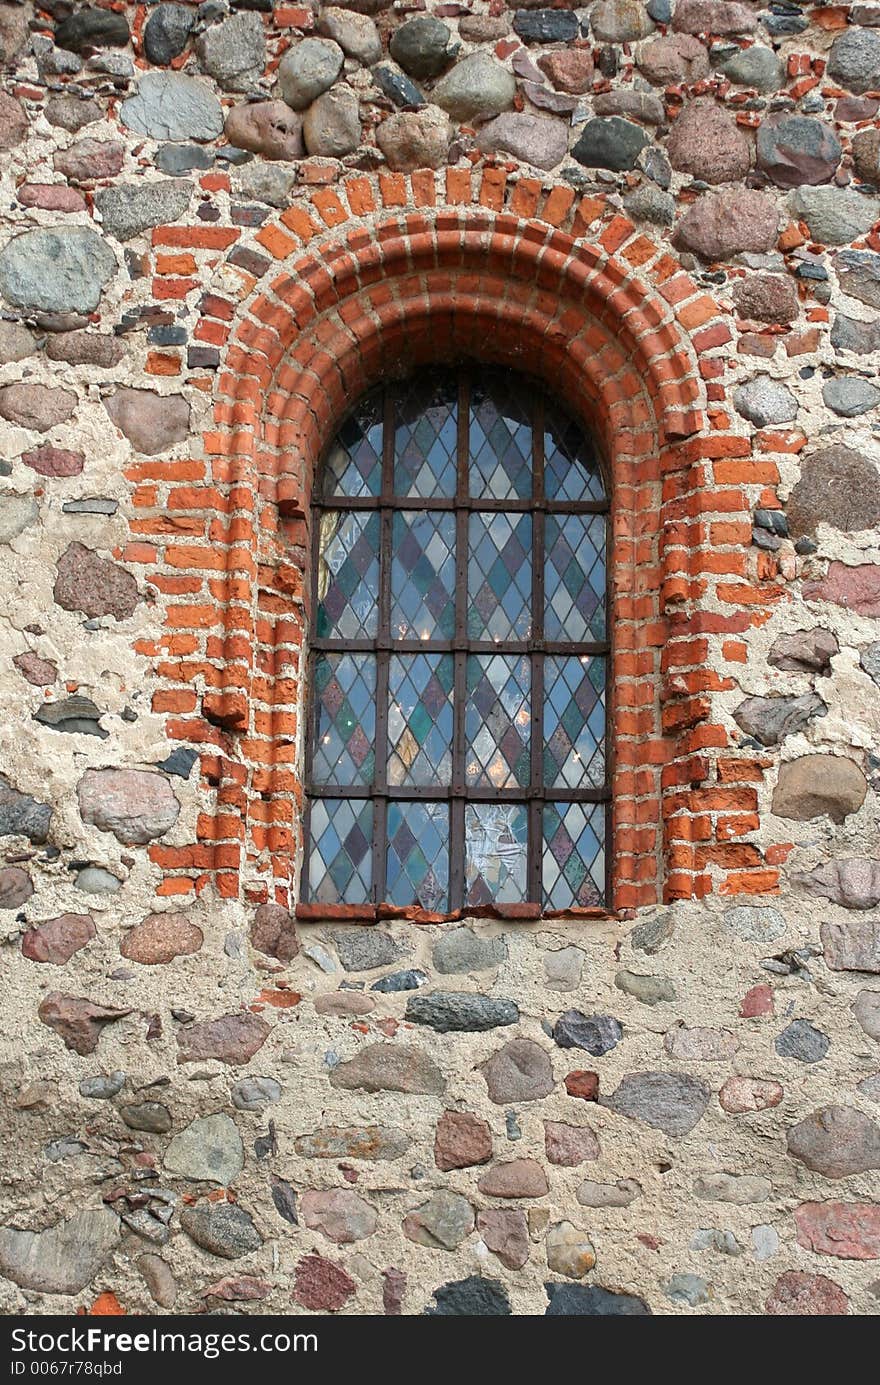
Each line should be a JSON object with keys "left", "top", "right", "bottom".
{"left": 1, "top": 0, "right": 880, "bottom": 1317}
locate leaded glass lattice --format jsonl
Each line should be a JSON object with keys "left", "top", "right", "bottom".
{"left": 304, "top": 367, "right": 611, "bottom": 912}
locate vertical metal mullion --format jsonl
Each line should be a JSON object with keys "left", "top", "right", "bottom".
{"left": 450, "top": 369, "right": 469, "bottom": 911}
{"left": 372, "top": 390, "right": 394, "bottom": 905}
{"left": 528, "top": 390, "right": 546, "bottom": 906}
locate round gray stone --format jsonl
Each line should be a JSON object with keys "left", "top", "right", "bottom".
{"left": 278, "top": 38, "right": 344, "bottom": 111}
{"left": 231, "top": 1076, "right": 282, "bottom": 1111}
{"left": 302, "top": 84, "right": 361, "bottom": 157}
{"left": 733, "top": 375, "right": 798, "bottom": 426}
{"left": 0, "top": 228, "right": 116, "bottom": 315}
{"left": 95, "top": 181, "right": 192, "bottom": 243}
{"left": 390, "top": 17, "right": 456, "bottom": 80}
{"left": 789, "top": 186, "right": 880, "bottom": 244}
{"left": 757, "top": 114, "right": 842, "bottom": 189}
{"left": 179, "top": 1202, "right": 261, "bottom": 1259}
{"left": 572, "top": 117, "right": 650, "bottom": 172}
{"left": 828, "top": 27, "right": 880, "bottom": 95}
{"left": 715, "top": 44, "right": 781, "bottom": 92}
{"left": 197, "top": 12, "right": 265, "bottom": 92}
{"left": 432, "top": 53, "right": 516, "bottom": 122}
{"left": 143, "top": 4, "right": 193, "bottom": 65}
{"left": 164, "top": 1114, "right": 244, "bottom": 1183}
{"left": 775, "top": 1019, "right": 830, "bottom": 1063}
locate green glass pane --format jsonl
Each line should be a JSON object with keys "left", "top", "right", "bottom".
{"left": 385, "top": 801, "right": 449, "bottom": 911}
{"left": 388, "top": 653, "right": 454, "bottom": 787}
{"left": 311, "top": 653, "right": 376, "bottom": 786}
{"left": 543, "top": 656, "right": 606, "bottom": 789}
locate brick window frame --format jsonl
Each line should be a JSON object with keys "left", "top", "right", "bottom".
{"left": 138, "top": 171, "right": 780, "bottom": 917}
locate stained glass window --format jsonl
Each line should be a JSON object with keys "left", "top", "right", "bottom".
{"left": 303, "top": 370, "right": 610, "bottom": 912}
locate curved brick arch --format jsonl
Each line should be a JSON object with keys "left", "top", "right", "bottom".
{"left": 147, "top": 170, "right": 776, "bottom": 914}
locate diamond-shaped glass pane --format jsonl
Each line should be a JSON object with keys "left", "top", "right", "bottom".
{"left": 465, "top": 804, "right": 528, "bottom": 906}
{"left": 393, "top": 374, "right": 458, "bottom": 497}
{"left": 385, "top": 801, "right": 449, "bottom": 911}
{"left": 544, "top": 405, "right": 605, "bottom": 502}
{"left": 469, "top": 374, "right": 533, "bottom": 500}
{"left": 316, "top": 510, "right": 380, "bottom": 640}
{"left": 544, "top": 514, "right": 606, "bottom": 642}
{"left": 543, "top": 802, "right": 605, "bottom": 909}
{"left": 388, "top": 654, "right": 454, "bottom": 787}
{"left": 311, "top": 654, "right": 376, "bottom": 786}
{"left": 544, "top": 656, "right": 606, "bottom": 790}
{"left": 467, "top": 512, "right": 532, "bottom": 641}
{"left": 320, "top": 391, "right": 383, "bottom": 498}
{"left": 465, "top": 653, "right": 531, "bottom": 788}
{"left": 308, "top": 798, "right": 373, "bottom": 904}
{"left": 391, "top": 510, "right": 456, "bottom": 640}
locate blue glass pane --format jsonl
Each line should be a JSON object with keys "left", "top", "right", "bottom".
{"left": 544, "top": 514, "right": 606, "bottom": 642}
{"left": 385, "top": 801, "right": 449, "bottom": 911}
{"left": 465, "top": 804, "right": 528, "bottom": 906}
{"left": 543, "top": 802, "right": 605, "bottom": 909}
{"left": 311, "top": 654, "right": 376, "bottom": 786}
{"left": 308, "top": 798, "right": 373, "bottom": 904}
{"left": 465, "top": 653, "right": 531, "bottom": 788}
{"left": 316, "top": 510, "right": 380, "bottom": 639}
{"left": 393, "top": 374, "right": 458, "bottom": 497}
{"left": 391, "top": 510, "right": 456, "bottom": 640}
{"left": 469, "top": 374, "right": 532, "bottom": 500}
{"left": 544, "top": 404, "right": 605, "bottom": 502}
{"left": 320, "top": 391, "right": 383, "bottom": 497}
{"left": 388, "top": 654, "right": 454, "bottom": 787}
{"left": 467, "top": 512, "right": 532, "bottom": 641}
{"left": 543, "top": 656, "right": 606, "bottom": 790}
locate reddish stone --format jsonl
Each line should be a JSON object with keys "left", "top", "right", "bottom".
{"left": 434, "top": 1110, "right": 492, "bottom": 1170}
{"left": 177, "top": 1012, "right": 270, "bottom": 1065}
{"left": 18, "top": 185, "right": 87, "bottom": 213}
{"left": 477, "top": 1158, "right": 549, "bottom": 1198}
{"left": 719, "top": 1076, "right": 783, "bottom": 1113}
{"left": 22, "top": 913, "right": 95, "bottom": 965}
{"left": 477, "top": 1208, "right": 529, "bottom": 1269}
{"left": 382, "top": 1267, "right": 406, "bottom": 1315}
{"left": 0, "top": 867, "right": 33, "bottom": 909}
{"left": 795, "top": 1202, "right": 880, "bottom": 1259}
{"left": 251, "top": 902, "right": 300, "bottom": 963}
{"left": 766, "top": 1271, "right": 849, "bottom": 1315}
{"left": 740, "top": 984, "right": 774, "bottom": 1017}
{"left": 121, "top": 914, "right": 203, "bottom": 965}
{"left": 293, "top": 1254, "right": 356, "bottom": 1312}
{"left": 835, "top": 96, "right": 879, "bottom": 122}
{"left": 21, "top": 446, "right": 84, "bottom": 478}
{"left": 38, "top": 993, "right": 130, "bottom": 1056}
{"left": 13, "top": 652, "right": 57, "bottom": 685}
{"left": 537, "top": 49, "right": 594, "bottom": 94}
{"left": 803, "top": 562, "right": 880, "bottom": 618}
{"left": 544, "top": 1120, "right": 600, "bottom": 1166}
{"left": 565, "top": 1070, "right": 599, "bottom": 1101}
{"left": 202, "top": 1276, "right": 270, "bottom": 1302}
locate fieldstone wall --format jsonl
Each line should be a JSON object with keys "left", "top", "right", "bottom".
{"left": 1, "top": 0, "right": 880, "bottom": 1317}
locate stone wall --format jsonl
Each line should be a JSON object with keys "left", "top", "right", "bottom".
{"left": 1, "top": 0, "right": 880, "bottom": 1317}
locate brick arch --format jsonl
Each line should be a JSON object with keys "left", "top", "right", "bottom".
{"left": 146, "top": 169, "right": 773, "bottom": 914}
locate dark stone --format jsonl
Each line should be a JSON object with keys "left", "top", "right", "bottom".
{"left": 756, "top": 114, "right": 841, "bottom": 188}
{"left": 55, "top": 9, "right": 130, "bottom": 52}
{"left": 603, "top": 1071, "right": 710, "bottom": 1136}
{"left": 830, "top": 314, "right": 880, "bottom": 356}
{"left": 405, "top": 992, "right": 519, "bottom": 1032}
{"left": 552, "top": 1010, "right": 623, "bottom": 1055}
{"left": 572, "top": 117, "right": 650, "bottom": 172}
{"left": 545, "top": 1283, "right": 652, "bottom": 1315}
{"left": 157, "top": 747, "right": 199, "bottom": 779}
{"left": 373, "top": 65, "right": 424, "bottom": 108}
{"left": 775, "top": 1019, "right": 830, "bottom": 1063}
{"left": 270, "top": 1174, "right": 298, "bottom": 1225}
{"left": 0, "top": 775, "right": 52, "bottom": 843}
{"left": 370, "top": 969, "right": 428, "bottom": 992}
{"left": 34, "top": 696, "right": 108, "bottom": 738}
{"left": 425, "top": 1276, "right": 511, "bottom": 1315}
{"left": 179, "top": 1203, "right": 262, "bottom": 1259}
{"left": 144, "top": 4, "right": 194, "bottom": 65}
{"left": 156, "top": 145, "right": 215, "bottom": 175}
{"left": 513, "top": 10, "right": 580, "bottom": 42}
{"left": 389, "top": 17, "right": 456, "bottom": 80}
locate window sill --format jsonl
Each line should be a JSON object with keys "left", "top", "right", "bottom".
{"left": 295, "top": 902, "right": 620, "bottom": 925}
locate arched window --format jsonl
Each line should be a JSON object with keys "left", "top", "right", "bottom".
{"left": 302, "top": 367, "right": 610, "bottom": 913}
